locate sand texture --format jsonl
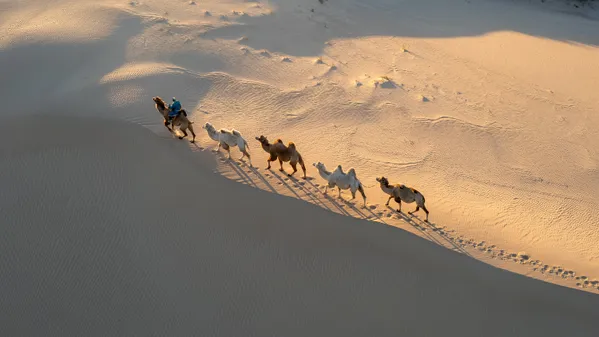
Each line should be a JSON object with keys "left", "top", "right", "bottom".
{"left": 1, "top": 0, "right": 599, "bottom": 335}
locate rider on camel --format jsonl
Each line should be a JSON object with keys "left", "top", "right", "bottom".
{"left": 168, "top": 97, "right": 182, "bottom": 119}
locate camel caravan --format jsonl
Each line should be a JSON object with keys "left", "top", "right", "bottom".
{"left": 152, "top": 96, "right": 430, "bottom": 221}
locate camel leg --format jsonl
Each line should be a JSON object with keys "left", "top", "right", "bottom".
{"left": 422, "top": 204, "right": 430, "bottom": 222}
{"left": 226, "top": 146, "right": 231, "bottom": 159}
{"left": 338, "top": 186, "right": 343, "bottom": 199}
{"left": 213, "top": 142, "right": 222, "bottom": 153}
{"left": 299, "top": 159, "right": 307, "bottom": 179}
{"left": 240, "top": 150, "right": 252, "bottom": 167}
{"left": 163, "top": 120, "right": 172, "bottom": 132}
{"left": 289, "top": 161, "right": 298, "bottom": 177}
{"left": 188, "top": 124, "right": 196, "bottom": 143}
{"left": 386, "top": 196, "right": 393, "bottom": 206}
{"left": 278, "top": 158, "right": 285, "bottom": 172}
{"left": 396, "top": 199, "right": 402, "bottom": 212}
{"left": 267, "top": 154, "right": 277, "bottom": 170}
{"left": 179, "top": 128, "right": 187, "bottom": 140}
{"left": 323, "top": 185, "right": 328, "bottom": 194}
{"left": 359, "top": 185, "right": 367, "bottom": 207}
{"left": 408, "top": 206, "right": 419, "bottom": 215}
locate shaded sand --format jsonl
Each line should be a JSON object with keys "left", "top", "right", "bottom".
{"left": 1, "top": 115, "right": 598, "bottom": 336}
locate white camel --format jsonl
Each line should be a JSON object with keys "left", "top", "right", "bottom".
{"left": 313, "top": 162, "right": 367, "bottom": 207}
{"left": 202, "top": 122, "right": 252, "bottom": 166}
{"left": 376, "top": 176, "right": 429, "bottom": 222}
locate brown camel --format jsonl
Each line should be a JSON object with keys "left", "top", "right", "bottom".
{"left": 255, "top": 135, "right": 307, "bottom": 178}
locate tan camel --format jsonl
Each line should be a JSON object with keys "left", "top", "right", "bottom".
{"left": 376, "top": 176, "right": 429, "bottom": 221}
{"left": 313, "top": 162, "right": 367, "bottom": 207}
{"left": 202, "top": 122, "right": 252, "bottom": 166}
{"left": 255, "top": 135, "right": 306, "bottom": 178}
{"left": 152, "top": 96, "right": 196, "bottom": 143}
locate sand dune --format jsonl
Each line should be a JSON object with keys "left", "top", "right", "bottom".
{"left": 2, "top": 0, "right": 599, "bottom": 334}
{"left": 1, "top": 115, "right": 599, "bottom": 336}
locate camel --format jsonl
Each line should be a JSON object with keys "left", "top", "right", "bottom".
{"left": 202, "top": 122, "right": 252, "bottom": 166}
{"left": 376, "top": 176, "right": 429, "bottom": 221}
{"left": 152, "top": 96, "right": 196, "bottom": 143}
{"left": 255, "top": 135, "right": 306, "bottom": 178}
{"left": 313, "top": 162, "right": 367, "bottom": 207}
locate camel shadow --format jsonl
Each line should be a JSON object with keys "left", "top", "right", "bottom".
{"left": 183, "top": 144, "right": 470, "bottom": 257}
{"left": 214, "top": 155, "right": 388, "bottom": 224}
{"left": 384, "top": 205, "right": 471, "bottom": 257}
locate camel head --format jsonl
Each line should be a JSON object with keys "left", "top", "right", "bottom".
{"left": 313, "top": 162, "right": 326, "bottom": 170}
{"left": 376, "top": 176, "right": 390, "bottom": 186}
{"left": 202, "top": 122, "right": 215, "bottom": 131}
{"left": 153, "top": 96, "right": 167, "bottom": 109}
{"left": 256, "top": 135, "right": 269, "bottom": 145}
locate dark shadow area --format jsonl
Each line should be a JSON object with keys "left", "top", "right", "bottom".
{"left": 200, "top": 0, "right": 599, "bottom": 57}
{"left": 0, "top": 13, "right": 144, "bottom": 114}
{"left": 0, "top": 11, "right": 215, "bottom": 130}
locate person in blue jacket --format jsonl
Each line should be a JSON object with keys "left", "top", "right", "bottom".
{"left": 168, "top": 97, "right": 182, "bottom": 118}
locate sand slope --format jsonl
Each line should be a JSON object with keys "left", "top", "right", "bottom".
{"left": 2, "top": 0, "right": 599, "bottom": 332}
{"left": 1, "top": 115, "right": 598, "bottom": 336}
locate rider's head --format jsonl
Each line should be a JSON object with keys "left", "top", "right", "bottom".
{"left": 172, "top": 97, "right": 177, "bottom": 102}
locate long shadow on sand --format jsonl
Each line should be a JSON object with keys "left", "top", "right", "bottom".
{"left": 217, "top": 153, "right": 472, "bottom": 258}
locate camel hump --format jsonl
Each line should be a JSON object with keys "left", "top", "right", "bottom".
{"left": 410, "top": 187, "right": 419, "bottom": 194}
{"left": 275, "top": 139, "right": 283, "bottom": 144}
{"left": 288, "top": 142, "right": 296, "bottom": 149}
{"left": 219, "top": 129, "right": 227, "bottom": 134}
{"left": 232, "top": 129, "right": 241, "bottom": 136}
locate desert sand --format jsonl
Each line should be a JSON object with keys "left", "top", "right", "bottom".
{"left": 1, "top": 0, "right": 599, "bottom": 335}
